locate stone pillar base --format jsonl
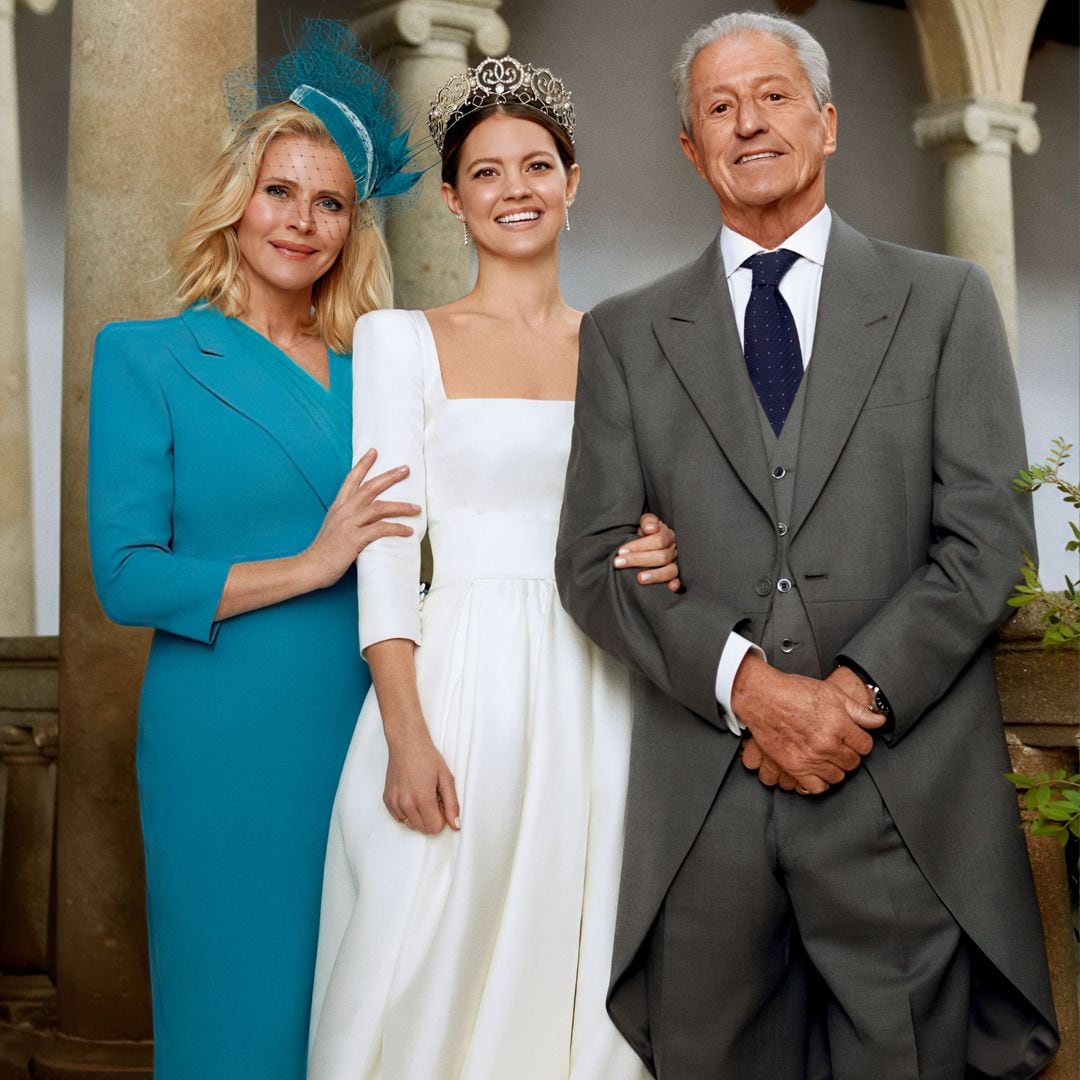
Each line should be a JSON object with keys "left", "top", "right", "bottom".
{"left": 29, "top": 1035, "right": 150, "bottom": 1080}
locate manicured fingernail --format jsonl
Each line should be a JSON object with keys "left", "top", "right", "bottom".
{"left": 640, "top": 572, "right": 653, "bottom": 583}
{"left": 454, "top": 817, "right": 461, "bottom": 829}
{"left": 396, "top": 465, "right": 409, "bottom": 474}
{"left": 617, "top": 547, "right": 630, "bottom": 556}
{"left": 614, "top": 557, "right": 627, "bottom": 567}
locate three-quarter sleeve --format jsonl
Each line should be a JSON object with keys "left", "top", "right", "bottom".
{"left": 353, "top": 310, "right": 428, "bottom": 653}
{"left": 88, "top": 323, "right": 232, "bottom": 643}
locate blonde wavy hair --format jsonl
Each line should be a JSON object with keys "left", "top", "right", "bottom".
{"left": 172, "top": 101, "right": 392, "bottom": 354}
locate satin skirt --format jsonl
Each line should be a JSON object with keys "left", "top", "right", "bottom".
{"left": 309, "top": 576, "right": 648, "bottom": 1079}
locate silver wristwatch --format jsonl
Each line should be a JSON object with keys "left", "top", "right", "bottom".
{"left": 866, "top": 683, "right": 889, "bottom": 715}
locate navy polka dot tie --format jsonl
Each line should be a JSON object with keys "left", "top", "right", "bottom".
{"left": 742, "top": 248, "right": 803, "bottom": 436}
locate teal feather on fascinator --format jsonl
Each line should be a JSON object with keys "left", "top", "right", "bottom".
{"left": 223, "top": 18, "right": 424, "bottom": 205}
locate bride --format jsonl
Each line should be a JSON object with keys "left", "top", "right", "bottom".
{"left": 309, "top": 58, "right": 667, "bottom": 1079}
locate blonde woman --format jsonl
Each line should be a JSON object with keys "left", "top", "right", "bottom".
{"left": 86, "top": 22, "right": 423, "bottom": 1079}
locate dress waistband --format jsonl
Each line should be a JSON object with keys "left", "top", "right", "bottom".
{"left": 429, "top": 511, "right": 560, "bottom": 589}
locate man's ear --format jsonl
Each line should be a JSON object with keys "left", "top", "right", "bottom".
{"left": 821, "top": 103, "right": 838, "bottom": 159}
{"left": 679, "top": 128, "right": 705, "bottom": 177}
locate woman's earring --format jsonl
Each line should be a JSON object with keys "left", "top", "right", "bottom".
{"left": 457, "top": 213, "right": 470, "bottom": 246}
{"left": 565, "top": 201, "right": 573, "bottom": 233}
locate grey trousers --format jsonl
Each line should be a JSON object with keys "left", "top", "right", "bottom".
{"left": 644, "top": 757, "right": 971, "bottom": 1079}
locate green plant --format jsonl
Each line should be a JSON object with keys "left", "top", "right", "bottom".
{"left": 1005, "top": 437, "right": 1079, "bottom": 843}
{"left": 1008, "top": 437, "right": 1079, "bottom": 651}
{"left": 1005, "top": 771, "right": 1080, "bottom": 847}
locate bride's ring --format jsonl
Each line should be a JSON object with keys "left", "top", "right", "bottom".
{"left": 399, "top": 816, "right": 410, "bottom": 825}
{"left": 795, "top": 786, "right": 810, "bottom": 795}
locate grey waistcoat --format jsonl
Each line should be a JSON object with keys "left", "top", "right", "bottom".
{"left": 755, "top": 384, "right": 821, "bottom": 677}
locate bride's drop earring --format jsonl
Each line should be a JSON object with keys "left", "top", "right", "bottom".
{"left": 565, "top": 201, "right": 573, "bottom": 233}
{"left": 457, "top": 213, "right": 470, "bottom": 246}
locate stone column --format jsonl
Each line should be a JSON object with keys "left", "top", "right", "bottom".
{"left": 33, "top": 3, "right": 255, "bottom": 1076}
{"left": 908, "top": 0, "right": 1045, "bottom": 355}
{"left": 352, "top": 0, "right": 510, "bottom": 309}
{"left": 0, "top": 0, "right": 53, "bottom": 637}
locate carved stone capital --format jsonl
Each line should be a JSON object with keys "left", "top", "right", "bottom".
{"left": 352, "top": 0, "right": 509, "bottom": 58}
{"left": 913, "top": 96, "right": 1040, "bottom": 156}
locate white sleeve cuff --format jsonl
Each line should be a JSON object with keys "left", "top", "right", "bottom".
{"left": 715, "top": 632, "right": 765, "bottom": 735}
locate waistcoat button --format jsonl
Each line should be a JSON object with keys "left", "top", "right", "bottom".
{"left": 777, "top": 521, "right": 788, "bottom": 536}
{"left": 777, "top": 578, "right": 793, "bottom": 593}
{"left": 771, "top": 465, "right": 787, "bottom": 480}
{"left": 780, "top": 638, "right": 795, "bottom": 653}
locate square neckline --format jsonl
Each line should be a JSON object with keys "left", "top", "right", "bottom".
{"left": 413, "top": 310, "right": 575, "bottom": 406}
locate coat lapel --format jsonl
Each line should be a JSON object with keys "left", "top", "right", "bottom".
{"left": 652, "top": 243, "right": 775, "bottom": 519}
{"left": 788, "top": 217, "right": 910, "bottom": 539}
{"left": 173, "top": 304, "right": 347, "bottom": 509}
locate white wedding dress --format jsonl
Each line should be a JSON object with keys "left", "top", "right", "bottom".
{"left": 308, "top": 310, "right": 648, "bottom": 1080}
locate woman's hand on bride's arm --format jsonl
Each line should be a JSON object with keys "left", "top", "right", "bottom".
{"left": 384, "top": 729, "right": 461, "bottom": 834}
{"left": 613, "top": 513, "right": 681, "bottom": 592}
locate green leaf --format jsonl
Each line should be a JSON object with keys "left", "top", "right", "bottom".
{"left": 1005, "top": 773, "right": 1034, "bottom": 787}
{"left": 1038, "top": 803, "right": 1076, "bottom": 822}
{"left": 1025, "top": 788, "right": 1039, "bottom": 811}
{"left": 1069, "top": 817, "right": 1080, "bottom": 838}
{"left": 1053, "top": 769, "right": 1067, "bottom": 781}
{"left": 1030, "top": 820, "right": 1064, "bottom": 836}
{"left": 1063, "top": 790, "right": 1080, "bottom": 809}
{"left": 1035, "top": 785, "right": 1053, "bottom": 809}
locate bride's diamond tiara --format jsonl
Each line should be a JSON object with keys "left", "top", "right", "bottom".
{"left": 428, "top": 56, "right": 576, "bottom": 153}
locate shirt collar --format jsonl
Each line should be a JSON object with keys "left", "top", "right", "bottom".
{"left": 718, "top": 204, "right": 832, "bottom": 279}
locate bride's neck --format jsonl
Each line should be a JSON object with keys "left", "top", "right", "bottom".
{"left": 469, "top": 248, "right": 568, "bottom": 325}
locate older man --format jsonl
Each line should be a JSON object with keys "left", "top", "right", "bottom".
{"left": 556, "top": 11, "right": 1058, "bottom": 1079}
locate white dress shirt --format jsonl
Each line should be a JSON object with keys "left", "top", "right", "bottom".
{"left": 713, "top": 205, "right": 832, "bottom": 734}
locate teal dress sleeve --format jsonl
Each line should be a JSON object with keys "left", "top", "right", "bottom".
{"left": 88, "top": 321, "right": 232, "bottom": 643}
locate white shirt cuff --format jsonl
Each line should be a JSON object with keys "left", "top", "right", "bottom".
{"left": 715, "top": 632, "right": 765, "bottom": 735}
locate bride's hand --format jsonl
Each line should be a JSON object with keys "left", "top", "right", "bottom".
{"left": 613, "top": 513, "right": 681, "bottom": 592}
{"left": 384, "top": 732, "right": 461, "bottom": 834}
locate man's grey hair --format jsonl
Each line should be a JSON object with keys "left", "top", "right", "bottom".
{"left": 673, "top": 12, "right": 832, "bottom": 138}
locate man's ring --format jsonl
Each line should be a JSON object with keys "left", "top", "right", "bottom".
{"left": 796, "top": 786, "right": 810, "bottom": 795}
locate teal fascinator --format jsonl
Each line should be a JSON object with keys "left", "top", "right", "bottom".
{"left": 223, "top": 18, "right": 424, "bottom": 206}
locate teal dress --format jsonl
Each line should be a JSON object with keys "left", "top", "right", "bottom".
{"left": 87, "top": 304, "right": 370, "bottom": 1078}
